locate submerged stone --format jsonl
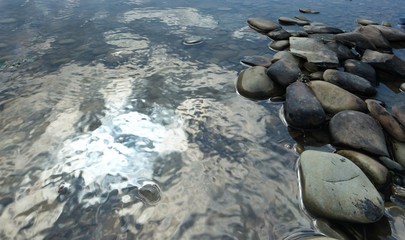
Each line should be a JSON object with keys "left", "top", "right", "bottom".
{"left": 285, "top": 81, "right": 326, "bottom": 129}
{"left": 329, "top": 110, "right": 389, "bottom": 156}
{"left": 300, "top": 150, "right": 384, "bottom": 223}
{"left": 290, "top": 37, "right": 339, "bottom": 68}
{"left": 299, "top": 8, "right": 320, "bottom": 14}
{"left": 247, "top": 18, "right": 281, "bottom": 33}
{"left": 278, "top": 16, "right": 309, "bottom": 26}
{"left": 323, "top": 69, "right": 376, "bottom": 96}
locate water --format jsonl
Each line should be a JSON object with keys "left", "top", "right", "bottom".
{"left": 0, "top": 0, "right": 405, "bottom": 239}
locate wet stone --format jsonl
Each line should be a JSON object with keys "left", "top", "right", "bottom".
{"left": 335, "top": 32, "right": 377, "bottom": 52}
{"left": 300, "top": 150, "right": 384, "bottom": 223}
{"left": 343, "top": 59, "right": 377, "bottom": 86}
{"left": 289, "top": 37, "right": 339, "bottom": 68}
{"left": 366, "top": 100, "right": 405, "bottom": 142}
{"left": 278, "top": 16, "right": 309, "bottom": 26}
{"left": 391, "top": 139, "right": 405, "bottom": 167}
{"left": 247, "top": 18, "right": 281, "bottom": 33}
{"left": 182, "top": 36, "right": 203, "bottom": 45}
{"left": 326, "top": 42, "right": 357, "bottom": 61}
{"left": 266, "top": 59, "right": 301, "bottom": 86}
{"left": 392, "top": 103, "right": 405, "bottom": 127}
{"left": 304, "top": 25, "right": 344, "bottom": 34}
{"left": 323, "top": 69, "right": 376, "bottom": 96}
{"left": 299, "top": 8, "right": 320, "bottom": 14}
{"left": 362, "top": 49, "right": 405, "bottom": 77}
{"left": 268, "top": 40, "right": 289, "bottom": 51}
{"left": 267, "top": 29, "right": 291, "bottom": 40}
{"left": 236, "top": 66, "right": 283, "bottom": 100}
{"left": 308, "top": 81, "right": 367, "bottom": 114}
{"left": 284, "top": 81, "right": 326, "bottom": 129}
{"left": 240, "top": 55, "right": 273, "bottom": 67}
{"left": 329, "top": 110, "right": 389, "bottom": 156}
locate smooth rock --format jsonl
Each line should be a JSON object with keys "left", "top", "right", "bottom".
{"left": 272, "top": 51, "right": 301, "bottom": 64}
{"left": 343, "top": 59, "right": 377, "bottom": 86}
{"left": 300, "top": 150, "right": 384, "bottom": 223}
{"left": 236, "top": 66, "right": 283, "bottom": 100}
{"left": 329, "top": 110, "right": 389, "bottom": 156}
{"left": 355, "top": 26, "right": 391, "bottom": 51}
{"left": 381, "top": 21, "right": 392, "bottom": 27}
{"left": 378, "top": 156, "right": 404, "bottom": 171}
{"left": 267, "top": 59, "right": 301, "bottom": 86}
{"left": 370, "top": 25, "right": 405, "bottom": 42}
{"left": 267, "top": 28, "right": 291, "bottom": 40}
{"left": 326, "top": 42, "right": 358, "bottom": 61}
{"left": 401, "top": 83, "right": 405, "bottom": 92}
{"left": 240, "top": 55, "right": 273, "bottom": 67}
{"left": 309, "top": 71, "right": 324, "bottom": 80}
{"left": 290, "top": 37, "right": 339, "bottom": 68}
{"left": 278, "top": 16, "right": 309, "bottom": 26}
{"left": 392, "top": 103, "right": 405, "bottom": 127}
{"left": 268, "top": 40, "right": 289, "bottom": 51}
{"left": 294, "top": 15, "right": 310, "bottom": 22}
{"left": 335, "top": 32, "right": 377, "bottom": 51}
{"left": 357, "top": 18, "right": 378, "bottom": 26}
{"left": 323, "top": 69, "right": 376, "bottom": 96}
{"left": 303, "top": 62, "right": 319, "bottom": 73}
{"left": 337, "top": 150, "right": 388, "bottom": 187}
{"left": 285, "top": 81, "right": 326, "bottom": 128}
{"left": 304, "top": 25, "right": 344, "bottom": 34}
{"left": 289, "top": 31, "right": 309, "bottom": 37}
{"left": 362, "top": 49, "right": 405, "bottom": 77}
{"left": 309, "top": 33, "right": 336, "bottom": 43}
{"left": 391, "top": 139, "right": 405, "bottom": 167}
{"left": 366, "top": 100, "right": 405, "bottom": 142}
{"left": 299, "top": 8, "right": 320, "bottom": 14}
{"left": 308, "top": 81, "right": 367, "bottom": 114}
{"left": 247, "top": 18, "right": 281, "bottom": 33}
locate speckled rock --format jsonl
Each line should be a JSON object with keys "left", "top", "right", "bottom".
{"left": 266, "top": 59, "right": 301, "bottom": 86}
{"left": 300, "top": 150, "right": 384, "bottom": 223}
{"left": 308, "top": 81, "right": 367, "bottom": 114}
{"left": 329, "top": 110, "right": 389, "bottom": 156}
{"left": 337, "top": 150, "right": 388, "bottom": 187}
{"left": 236, "top": 66, "right": 283, "bottom": 100}
{"left": 366, "top": 100, "right": 405, "bottom": 142}
{"left": 323, "top": 69, "right": 376, "bottom": 96}
{"left": 285, "top": 81, "right": 326, "bottom": 129}
{"left": 343, "top": 59, "right": 377, "bottom": 86}
{"left": 247, "top": 18, "right": 281, "bottom": 33}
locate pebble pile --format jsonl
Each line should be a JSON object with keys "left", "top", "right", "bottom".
{"left": 236, "top": 8, "right": 405, "bottom": 239}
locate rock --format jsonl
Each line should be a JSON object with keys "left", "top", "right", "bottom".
{"left": 278, "top": 16, "right": 309, "bottom": 26}
{"left": 308, "top": 81, "right": 367, "bottom": 114}
{"left": 355, "top": 26, "right": 391, "bottom": 51}
{"left": 370, "top": 25, "right": 405, "bottom": 42}
{"left": 299, "top": 8, "right": 320, "bottom": 14}
{"left": 300, "top": 150, "right": 384, "bottom": 223}
{"left": 362, "top": 49, "right": 405, "bottom": 77}
{"left": 357, "top": 18, "right": 378, "bottom": 26}
{"left": 392, "top": 103, "right": 405, "bottom": 127}
{"left": 381, "top": 21, "right": 392, "bottom": 27}
{"left": 335, "top": 32, "right": 377, "bottom": 52}
{"left": 329, "top": 110, "right": 389, "bottom": 156}
{"left": 272, "top": 51, "right": 301, "bottom": 64}
{"left": 337, "top": 150, "right": 388, "bottom": 187}
{"left": 236, "top": 66, "right": 283, "bottom": 100}
{"left": 247, "top": 18, "right": 281, "bottom": 33}
{"left": 400, "top": 83, "right": 405, "bottom": 92}
{"left": 378, "top": 156, "right": 404, "bottom": 171}
{"left": 182, "top": 36, "right": 203, "bottom": 45}
{"left": 309, "top": 33, "right": 336, "bottom": 43}
{"left": 267, "top": 59, "right": 301, "bottom": 86}
{"left": 326, "top": 42, "right": 358, "bottom": 61}
{"left": 267, "top": 29, "right": 291, "bottom": 40}
{"left": 289, "top": 37, "right": 339, "bottom": 68}
{"left": 289, "top": 31, "right": 309, "bottom": 37}
{"left": 294, "top": 15, "right": 310, "bottom": 22}
{"left": 268, "top": 40, "right": 289, "bottom": 51}
{"left": 303, "top": 62, "right": 319, "bottom": 73}
{"left": 366, "top": 100, "right": 405, "bottom": 142}
{"left": 285, "top": 81, "right": 326, "bottom": 129}
{"left": 343, "top": 59, "right": 377, "bottom": 86}
{"left": 304, "top": 25, "right": 344, "bottom": 34}
{"left": 240, "top": 55, "right": 273, "bottom": 67}
{"left": 309, "top": 71, "right": 324, "bottom": 80}
{"left": 391, "top": 139, "right": 405, "bottom": 167}
{"left": 323, "top": 69, "right": 376, "bottom": 96}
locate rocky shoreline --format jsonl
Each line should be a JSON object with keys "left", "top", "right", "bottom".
{"left": 236, "top": 9, "right": 405, "bottom": 239}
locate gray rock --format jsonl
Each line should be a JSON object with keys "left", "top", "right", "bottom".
{"left": 309, "top": 71, "right": 324, "bottom": 80}
{"left": 343, "top": 59, "right": 377, "bottom": 86}
{"left": 362, "top": 49, "right": 405, "bottom": 77}
{"left": 381, "top": 21, "right": 392, "bottom": 27}
{"left": 278, "top": 16, "right": 309, "bottom": 26}
{"left": 391, "top": 139, "right": 405, "bottom": 167}
{"left": 304, "top": 25, "right": 344, "bottom": 34}
{"left": 240, "top": 55, "right": 273, "bottom": 67}
{"left": 290, "top": 37, "right": 339, "bottom": 68}
{"left": 326, "top": 42, "right": 357, "bottom": 61}
{"left": 289, "top": 30, "right": 309, "bottom": 37}
{"left": 366, "top": 100, "right": 405, "bottom": 142}
{"left": 236, "top": 66, "right": 283, "bottom": 100}
{"left": 378, "top": 156, "right": 404, "bottom": 171}
{"left": 267, "top": 59, "right": 301, "bottom": 86}
{"left": 337, "top": 150, "right": 388, "bottom": 188}
{"left": 294, "top": 15, "right": 310, "bottom": 22}
{"left": 271, "top": 51, "right": 301, "bottom": 64}
{"left": 392, "top": 103, "right": 405, "bottom": 127}
{"left": 308, "top": 81, "right": 367, "bottom": 114}
{"left": 329, "top": 110, "right": 389, "bottom": 156}
{"left": 285, "top": 81, "right": 326, "bottom": 128}
{"left": 323, "top": 69, "right": 376, "bottom": 96}
{"left": 357, "top": 18, "right": 378, "bottom": 26}
{"left": 370, "top": 25, "right": 405, "bottom": 42}
{"left": 247, "top": 18, "right": 281, "bottom": 33}
{"left": 268, "top": 40, "right": 289, "bottom": 51}
{"left": 303, "top": 62, "right": 319, "bottom": 73}
{"left": 335, "top": 32, "right": 377, "bottom": 51}
{"left": 355, "top": 26, "right": 391, "bottom": 51}
{"left": 300, "top": 150, "right": 384, "bottom": 223}
{"left": 267, "top": 29, "right": 291, "bottom": 40}
{"left": 299, "top": 8, "right": 320, "bottom": 14}
{"left": 401, "top": 83, "right": 405, "bottom": 92}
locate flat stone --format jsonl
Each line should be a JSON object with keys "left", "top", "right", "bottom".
{"left": 323, "top": 69, "right": 376, "bottom": 96}
{"left": 285, "top": 81, "right": 326, "bottom": 129}
{"left": 343, "top": 59, "right": 377, "bottom": 86}
{"left": 362, "top": 50, "right": 405, "bottom": 77}
{"left": 355, "top": 26, "right": 391, "bottom": 51}
{"left": 335, "top": 32, "right": 377, "bottom": 51}
{"left": 278, "top": 16, "right": 309, "bottom": 26}
{"left": 299, "top": 8, "right": 320, "bottom": 14}
{"left": 337, "top": 150, "right": 388, "bottom": 187}
{"left": 392, "top": 103, "right": 405, "bottom": 127}
{"left": 304, "top": 25, "right": 344, "bottom": 34}
{"left": 309, "top": 71, "right": 324, "bottom": 80}
{"left": 329, "top": 110, "right": 389, "bottom": 156}
{"left": 300, "top": 150, "right": 384, "bottom": 223}
{"left": 247, "top": 18, "right": 281, "bottom": 33}
{"left": 268, "top": 40, "right": 289, "bottom": 51}
{"left": 290, "top": 37, "right": 339, "bottom": 68}
{"left": 266, "top": 59, "right": 301, "bottom": 86}
{"left": 308, "top": 81, "right": 367, "bottom": 114}
{"left": 237, "top": 66, "right": 284, "bottom": 100}
{"left": 366, "top": 100, "right": 405, "bottom": 142}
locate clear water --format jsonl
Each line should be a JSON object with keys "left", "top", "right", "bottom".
{"left": 0, "top": 0, "right": 405, "bottom": 239}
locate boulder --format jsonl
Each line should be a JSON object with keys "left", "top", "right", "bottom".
{"left": 335, "top": 32, "right": 376, "bottom": 51}
{"left": 329, "top": 110, "right": 389, "bottom": 156}
{"left": 308, "top": 81, "right": 367, "bottom": 113}
{"left": 236, "top": 66, "right": 283, "bottom": 100}
{"left": 355, "top": 25, "right": 391, "bottom": 51}
{"left": 370, "top": 25, "right": 405, "bottom": 42}
{"left": 326, "top": 42, "right": 358, "bottom": 61}
{"left": 284, "top": 81, "right": 326, "bottom": 128}
{"left": 391, "top": 139, "right": 405, "bottom": 167}
{"left": 343, "top": 59, "right": 377, "bottom": 86}
{"left": 247, "top": 18, "right": 281, "bottom": 33}
{"left": 304, "top": 25, "right": 344, "bottom": 34}
{"left": 267, "top": 29, "right": 291, "bottom": 40}
{"left": 300, "top": 150, "right": 384, "bottom": 223}
{"left": 266, "top": 59, "right": 301, "bottom": 86}
{"left": 392, "top": 103, "right": 405, "bottom": 127}
{"left": 362, "top": 49, "right": 405, "bottom": 77}
{"left": 323, "top": 69, "right": 376, "bottom": 96}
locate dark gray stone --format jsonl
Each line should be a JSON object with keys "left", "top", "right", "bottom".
{"left": 304, "top": 25, "right": 344, "bottom": 34}
{"left": 284, "top": 81, "right": 326, "bottom": 128}
{"left": 247, "top": 18, "right": 281, "bottom": 33}
{"left": 329, "top": 110, "right": 389, "bottom": 156}
{"left": 299, "top": 8, "right": 320, "bottom": 14}
{"left": 335, "top": 32, "right": 377, "bottom": 51}
{"left": 362, "top": 49, "right": 405, "bottom": 77}
{"left": 268, "top": 40, "right": 290, "bottom": 51}
{"left": 240, "top": 55, "right": 273, "bottom": 67}
{"left": 278, "top": 16, "right": 309, "bottom": 26}
{"left": 392, "top": 103, "right": 405, "bottom": 127}
{"left": 326, "top": 42, "right": 358, "bottom": 61}
{"left": 267, "top": 29, "right": 291, "bottom": 40}
{"left": 323, "top": 69, "right": 376, "bottom": 96}
{"left": 355, "top": 25, "right": 391, "bottom": 51}
{"left": 266, "top": 59, "right": 301, "bottom": 86}
{"left": 343, "top": 59, "right": 377, "bottom": 86}
{"left": 357, "top": 18, "right": 378, "bottom": 26}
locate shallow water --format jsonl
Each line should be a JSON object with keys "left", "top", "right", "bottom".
{"left": 1, "top": 0, "right": 405, "bottom": 239}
